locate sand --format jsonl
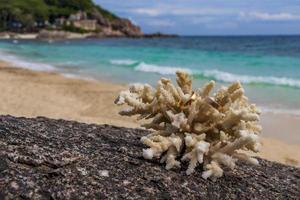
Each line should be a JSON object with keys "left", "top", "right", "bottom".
{"left": 0, "top": 33, "right": 38, "bottom": 39}
{"left": 0, "top": 61, "right": 299, "bottom": 167}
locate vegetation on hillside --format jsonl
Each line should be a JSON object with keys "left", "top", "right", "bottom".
{"left": 0, "top": 0, "right": 119, "bottom": 32}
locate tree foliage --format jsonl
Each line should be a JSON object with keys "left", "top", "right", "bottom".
{"left": 0, "top": 0, "right": 119, "bottom": 32}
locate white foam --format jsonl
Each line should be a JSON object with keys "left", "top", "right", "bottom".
{"left": 135, "top": 62, "right": 192, "bottom": 75}
{"left": 261, "top": 107, "right": 300, "bottom": 116}
{"left": 202, "top": 69, "right": 300, "bottom": 88}
{"left": 62, "top": 73, "right": 96, "bottom": 81}
{"left": 0, "top": 50, "right": 55, "bottom": 71}
{"left": 134, "top": 63, "right": 300, "bottom": 88}
{"left": 110, "top": 59, "right": 138, "bottom": 65}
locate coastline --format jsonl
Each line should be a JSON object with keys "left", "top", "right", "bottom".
{"left": 0, "top": 60, "right": 299, "bottom": 167}
{"left": 0, "top": 31, "right": 178, "bottom": 40}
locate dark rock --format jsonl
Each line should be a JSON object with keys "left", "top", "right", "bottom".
{"left": 90, "top": 8, "right": 110, "bottom": 27}
{"left": 111, "top": 18, "right": 143, "bottom": 37}
{"left": 144, "top": 32, "right": 178, "bottom": 38}
{"left": 0, "top": 115, "right": 299, "bottom": 199}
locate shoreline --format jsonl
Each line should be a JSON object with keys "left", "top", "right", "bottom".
{"left": 1, "top": 48, "right": 299, "bottom": 119}
{"left": 0, "top": 60, "right": 299, "bottom": 167}
{"left": 0, "top": 31, "right": 178, "bottom": 40}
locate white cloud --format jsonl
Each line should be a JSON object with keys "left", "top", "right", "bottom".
{"left": 240, "top": 12, "right": 300, "bottom": 21}
{"left": 95, "top": 0, "right": 300, "bottom": 35}
{"left": 132, "top": 8, "right": 161, "bottom": 16}
{"left": 146, "top": 19, "right": 175, "bottom": 27}
{"left": 191, "top": 17, "right": 215, "bottom": 24}
{"left": 205, "top": 22, "right": 238, "bottom": 30}
{"left": 169, "top": 8, "right": 232, "bottom": 16}
{"left": 131, "top": 7, "right": 234, "bottom": 17}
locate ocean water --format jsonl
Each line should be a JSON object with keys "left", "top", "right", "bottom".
{"left": 0, "top": 36, "right": 300, "bottom": 115}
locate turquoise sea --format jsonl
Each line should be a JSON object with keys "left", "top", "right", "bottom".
{"left": 0, "top": 36, "right": 300, "bottom": 115}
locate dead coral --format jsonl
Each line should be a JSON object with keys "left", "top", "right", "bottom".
{"left": 115, "top": 71, "right": 261, "bottom": 179}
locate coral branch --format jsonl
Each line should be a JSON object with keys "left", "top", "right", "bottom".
{"left": 115, "top": 71, "right": 261, "bottom": 179}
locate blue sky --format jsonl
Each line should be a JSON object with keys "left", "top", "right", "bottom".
{"left": 94, "top": 0, "right": 300, "bottom": 35}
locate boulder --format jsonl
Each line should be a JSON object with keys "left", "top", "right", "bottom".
{"left": 0, "top": 115, "right": 299, "bottom": 199}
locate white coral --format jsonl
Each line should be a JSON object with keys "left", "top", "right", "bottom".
{"left": 115, "top": 71, "right": 261, "bottom": 179}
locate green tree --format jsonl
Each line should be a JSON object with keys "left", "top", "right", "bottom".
{"left": 59, "top": 0, "right": 94, "bottom": 11}
{"left": 0, "top": 0, "right": 119, "bottom": 32}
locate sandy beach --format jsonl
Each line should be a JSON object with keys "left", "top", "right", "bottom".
{"left": 0, "top": 61, "right": 299, "bottom": 167}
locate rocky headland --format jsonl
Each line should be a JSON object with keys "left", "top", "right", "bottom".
{"left": 0, "top": 0, "right": 177, "bottom": 40}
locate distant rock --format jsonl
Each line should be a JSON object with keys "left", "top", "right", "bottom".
{"left": 0, "top": 0, "right": 146, "bottom": 38}
{"left": 110, "top": 19, "right": 143, "bottom": 37}
{"left": 90, "top": 8, "right": 110, "bottom": 27}
{"left": 0, "top": 0, "right": 179, "bottom": 39}
{"left": 144, "top": 32, "right": 178, "bottom": 38}
{"left": 0, "top": 115, "right": 299, "bottom": 199}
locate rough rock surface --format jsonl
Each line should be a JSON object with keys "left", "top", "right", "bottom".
{"left": 90, "top": 8, "right": 110, "bottom": 27}
{"left": 0, "top": 115, "right": 299, "bottom": 200}
{"left": 110, "top": 19, "right": 143, "bottom": 37}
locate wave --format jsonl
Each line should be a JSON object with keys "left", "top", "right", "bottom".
{"left": 110, "top": 59, "right": 138, "bottom": 66}
{"left": 133, "top": 61, "right": 300, "bottom": 88}
{"left": 199, "top": 69, "right": 300, "bottom": 88}
{"left": 0, "top": 50, "right": 56, "bottom": 71}
{"left": 3, "top": 47, "right": 298, "bottom": 89}
{"left": 261, "top": 107, "right": 300, "bottom": 117}
{"left": 135, "top": 62, "right": 192, "bottom": 75}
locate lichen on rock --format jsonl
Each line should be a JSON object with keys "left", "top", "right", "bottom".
{"left": 115, "top": 71, "right": 261, "bottom": 179}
